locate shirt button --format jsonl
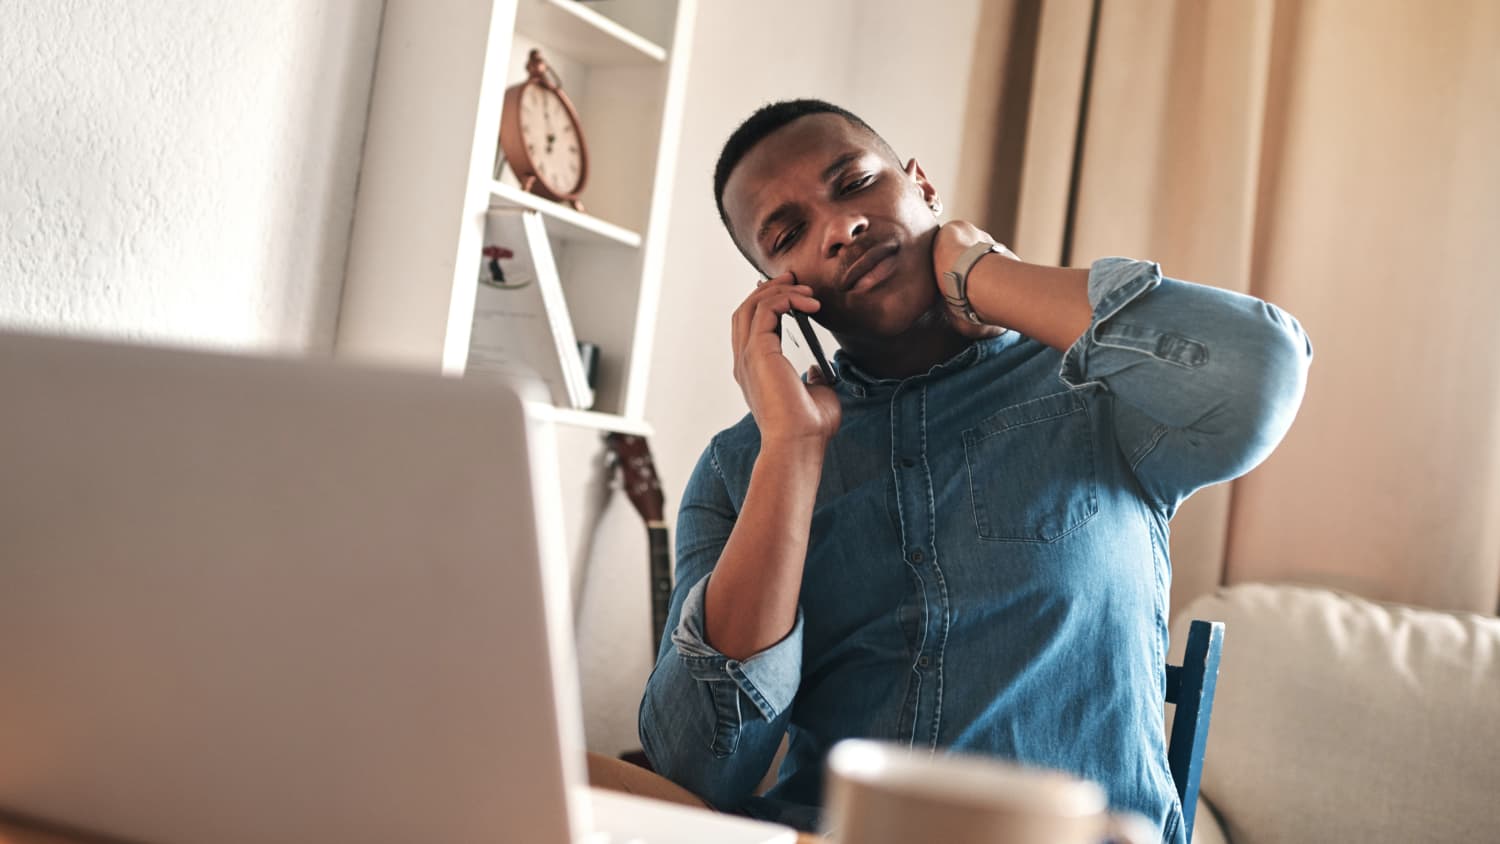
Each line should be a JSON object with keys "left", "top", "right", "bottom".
{"left": 918, "top": 656, "right": 931, "bottom": 668}
{"left": 900, "top": 457, "right": 916, "bottom": 468}
{"left": 909, "top": 549, "right": 924, "bottom": 564}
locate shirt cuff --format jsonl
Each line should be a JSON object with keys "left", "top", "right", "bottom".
{"left": 670, "top": 574, "right": 804, "bottom": 721}
{"left": 1059, "top": 257, "right": 1163, "bottom": 388}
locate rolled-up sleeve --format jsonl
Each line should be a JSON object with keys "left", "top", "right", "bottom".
{"left": 669, "top": 574, "right": 804, "bottom": 721}
{"left": 638, "top": 439, "right": 801, "bottom": 810}
{"left": 1060, "top": 257, "right": 1313, "bottom": 515}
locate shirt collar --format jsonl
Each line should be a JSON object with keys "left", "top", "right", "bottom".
{"left": 833, "top": 330, "right": 1019, "bottom": 397}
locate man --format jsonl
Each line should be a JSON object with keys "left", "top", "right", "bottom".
{"left": 631, "top": 99, "right": 1311, "bottom": 842}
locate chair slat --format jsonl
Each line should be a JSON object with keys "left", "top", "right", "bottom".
{"left": 1166, "top": 620, "right": 1224, "bottom": 844}
{"left": 1164, "top": 664, "right": 1182, "bottom": 704}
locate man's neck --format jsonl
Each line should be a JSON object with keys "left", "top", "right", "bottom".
{"left": 834, "top": 306, "right": 975, "bottom": 381}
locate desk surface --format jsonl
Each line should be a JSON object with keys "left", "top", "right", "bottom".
{"left": 0, "top": 814, "right": 825, "bottom": 844}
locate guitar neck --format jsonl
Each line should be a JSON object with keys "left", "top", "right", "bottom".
{"left": 647, "top": 523, "right": 671, "bottom": 655}
{"left": 603, "top": 432, "right": 671, "bottom": 660}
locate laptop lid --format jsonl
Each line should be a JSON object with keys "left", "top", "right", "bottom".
{"left": 0, "top": 332, "right": 588, "bottom": 843}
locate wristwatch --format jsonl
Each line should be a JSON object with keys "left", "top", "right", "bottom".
{"left": 940, "top": 241, "right": 1005, "bottom": 325}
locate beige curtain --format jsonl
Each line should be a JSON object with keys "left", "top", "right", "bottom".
{"left": 961, "top": 0, "right": 1500, "bottom": 616}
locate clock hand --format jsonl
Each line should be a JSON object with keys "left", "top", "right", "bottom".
{"left": 542, "top": 97, "right": 557, "bottom": 153}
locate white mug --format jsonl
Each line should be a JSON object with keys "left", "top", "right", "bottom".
{"left": 822, "top": 740, "right": 1158, "bottom": 844}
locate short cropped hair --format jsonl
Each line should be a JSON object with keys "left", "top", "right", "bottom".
{"left": 712, "top": 99, "right": 897, "bottom": 266}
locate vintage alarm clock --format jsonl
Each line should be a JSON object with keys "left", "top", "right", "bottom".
{"left": 498, "top": 49, "right": 589, "bottom": 209}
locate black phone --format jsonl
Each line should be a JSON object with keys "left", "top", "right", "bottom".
{"left": 763, "top": 273, "right": 838, "bottom": 385}
{"left": 790, "top": 309, "right": 838, "bottom": 385}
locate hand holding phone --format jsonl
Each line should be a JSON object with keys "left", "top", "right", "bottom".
{"left": 733, "top": 271, "right": 842, "bottom": 445}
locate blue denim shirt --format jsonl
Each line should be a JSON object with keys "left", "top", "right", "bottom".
{"left": 639, "top": 258, "right": 1312, "bottom": 842}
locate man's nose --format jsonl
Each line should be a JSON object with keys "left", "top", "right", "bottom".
{"left": 821, "top": 212, "right": 869, "bottom": 260}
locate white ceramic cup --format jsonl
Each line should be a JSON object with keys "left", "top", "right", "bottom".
{"left": 822, "top": 740, "right": 1158, "bottom": 844}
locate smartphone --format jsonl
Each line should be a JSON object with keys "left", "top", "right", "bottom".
{"left": 789, "top": 309, "right": 838, "bottom": 385}
{"left": 763, "top": 273, "right": 838, "bottom": 385}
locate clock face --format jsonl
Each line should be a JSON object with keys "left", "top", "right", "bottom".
{"left": 518, "top": 84, "right": 584, "bottom": 196}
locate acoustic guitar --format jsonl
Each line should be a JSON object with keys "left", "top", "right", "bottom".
{"left": 605, "top": 433, "right": 671, "bottom": 772}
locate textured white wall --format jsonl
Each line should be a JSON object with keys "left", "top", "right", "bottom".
{"left": 0, "top": 0, "right": 383, "bottom": 353}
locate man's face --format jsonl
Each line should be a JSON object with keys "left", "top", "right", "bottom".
{"left": 722, "top": 114, "right": 942, "bottom": 338}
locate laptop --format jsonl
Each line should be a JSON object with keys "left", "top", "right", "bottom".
{"left": 0, "top": 332, "right": 796, "bottom": 844}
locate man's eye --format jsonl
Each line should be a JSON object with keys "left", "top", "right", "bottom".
{"left": 774, "top": 224, "right": 803, "bottom": 253}
{"left": 841, "top": 174, "right": 875, "bottom": 194}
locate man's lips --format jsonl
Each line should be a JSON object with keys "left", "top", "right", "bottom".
{"left": 841, "top": 242, "right": 900, "bottom": 292}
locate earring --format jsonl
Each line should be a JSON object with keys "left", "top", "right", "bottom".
{"left": 929, "top": 198, "right": 944, "bottom": 216}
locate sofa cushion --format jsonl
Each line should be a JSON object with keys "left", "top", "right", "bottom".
{"left": 1170, "top": 583, "right": 1500, "bottom": 844}
{"left": 1189, "top": 797, "right": 1228, "bottom": 844}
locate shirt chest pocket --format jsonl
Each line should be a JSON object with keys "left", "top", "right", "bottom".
{"left": 962, "top": 390, "right": 1099, "bottom": 542}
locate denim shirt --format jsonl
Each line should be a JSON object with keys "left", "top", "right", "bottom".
{"left": 638, "top": 258, "right": 1312, "bottom": 842}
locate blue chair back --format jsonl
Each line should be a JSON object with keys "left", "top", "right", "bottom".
{"left": 1165, "top": 619, "right": 1225, "bottom": 842}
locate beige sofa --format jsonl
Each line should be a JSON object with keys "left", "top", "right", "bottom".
{"left": 1169, "top": 583, "right": 1500, "bottom": 843}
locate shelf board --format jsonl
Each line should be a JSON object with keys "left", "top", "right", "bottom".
{"left": 490, "top": 181, "right": 642, "bottom": 248}
{"left": 514, "top": 0, "right": 667, "bottom": 66}
{"left": 525, "top": 402, "right": 654, "bottom": 436}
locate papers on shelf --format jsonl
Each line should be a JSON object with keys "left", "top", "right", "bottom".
{"left": 467, "top": 209, "right": 595, "bottom": 410}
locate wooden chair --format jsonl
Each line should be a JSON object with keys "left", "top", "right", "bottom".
{"left": 1165, "top": 620, "right": 1226, "bottom": 842}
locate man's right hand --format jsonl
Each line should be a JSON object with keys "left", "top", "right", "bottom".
{"left": 731, "top": 273, "right": 842, "bottom": 447}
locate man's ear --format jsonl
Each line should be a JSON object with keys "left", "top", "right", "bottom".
{"left": 905, "top": 157, "right": 942, "bottom": 213}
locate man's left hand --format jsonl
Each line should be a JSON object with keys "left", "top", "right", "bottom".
{"left": 932, "top": 220, "right": 1016, "bottom": 339}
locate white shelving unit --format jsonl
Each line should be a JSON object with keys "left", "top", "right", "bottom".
{"left": 514, "top": 0, "right": 667, "bottom": 64}
{"left": 489, "top": 181, "right": 641, "bottom": 248}
{"left": 336, "top": 0, "right": 696, "bottom": 433}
